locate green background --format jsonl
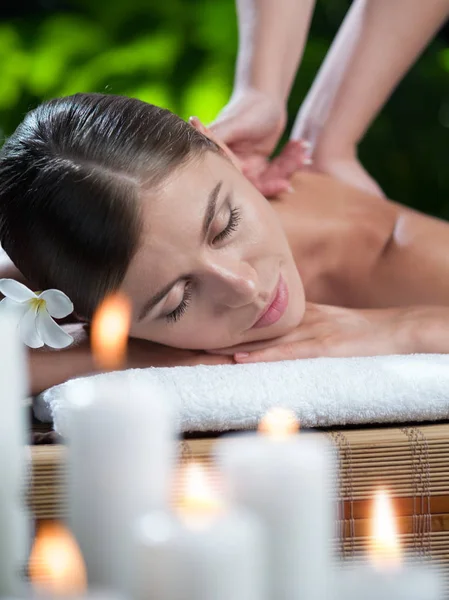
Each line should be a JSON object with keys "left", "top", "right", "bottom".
{"left": 1, "top": 0, "right": 448, "bottom": 217}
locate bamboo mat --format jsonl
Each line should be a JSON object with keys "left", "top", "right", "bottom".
{"left": 29, "top": 422, "right": 449, "bottom": 584}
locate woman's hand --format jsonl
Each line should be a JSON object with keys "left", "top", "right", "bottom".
{"left": 209, "top": 89, "right": 310, "bottom": 197}
{"left": 312, "top": 148, "right": 385, "bottom": 198}
{"left": 207, "top": 303, "right": 426, "bottom": 363}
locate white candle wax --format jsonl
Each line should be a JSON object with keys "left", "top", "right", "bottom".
{"left": 30, "top": 588, "right": 128, "bottom": 600}
{"left": 132, "top": 508, "right": 266, "bottom": 600}
{"left": 0, "top": 313, "right": 30, "bottom": 596}
{"left": 336, "top": 490, "right": 444, "bottom": 600}
{"left": 216, "top": 429, "right": 336, "bottom": 600}
{"left": 336, "top": 561, "right": 444, "bottom": 600}
{"left": 65, "top": 376, "right": 176, "bottom": 593}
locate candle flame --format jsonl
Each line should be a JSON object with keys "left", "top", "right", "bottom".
{"left": 29, "top": 521, "right": 87, "bottom": 595}
{"left": 178, "top": 462, "right": 223, "bottom": 519}
{"left": 369, "top": 489, "right": 401, "bottom": 569}
{"left": 91, "top": 292, "right": 131, "bottom": 370}
{"left": 258, "top": 407, "right": 300, "bottom": 439}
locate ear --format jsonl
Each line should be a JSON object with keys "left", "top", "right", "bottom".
{"left": 188, "top": 116, "right": 242, "bottom": 171}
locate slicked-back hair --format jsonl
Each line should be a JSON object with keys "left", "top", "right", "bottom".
{"left": 0, "top": 93, "right": 219, "bottom": 318}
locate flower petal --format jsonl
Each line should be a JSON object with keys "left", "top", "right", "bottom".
{"left": 0, "top": 279, "right": 36, "bottom": 302}
{"left": 36, "top": 309, "right": 74, "bottom": 349}
{"left": 0, "top": 297, "right": 30, "bottom": 329}
{"left": 20, "top": 306, "right": 44, "bottom": 348}
{"left": 39, "top": 289, "right": 74, "bottom": 319}
{"left": 0, "top": 296, "right": 26, "bottom": 313}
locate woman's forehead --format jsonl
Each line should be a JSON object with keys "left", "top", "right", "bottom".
{"left": 138, "top": 153, "right": 235, "bottom": 240}
{"left": 123, "top": 152, "right": 241, "bottom": 297}
{"left": 145, "top": 151, "right": 233, "bottom": 203}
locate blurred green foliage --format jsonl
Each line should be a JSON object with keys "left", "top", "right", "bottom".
{"left": 0, "top": 0, "right": 447, "bottom": 217}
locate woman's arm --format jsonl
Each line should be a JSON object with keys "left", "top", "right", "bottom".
{"left": 0, "top": 259, "right": 233, "bottom": 395}
{"left": 232, "top": 0, "right": 316, "bottom": 101}
{"left": 28, "top": 326, "right": 234, "bottom": 396}
{"left": 290, "top": 0, "right": 366, "bottom": 148}
{"left": 209, "top": 303, "right": 449, "bottom": 363}
{"left": 292, "top": 0, "right": 449, "bottom": 183}
{"left": 209, "top": 0, "right": 316, "bottom": 196}
{"left": 28, "top": 325, "right": 96, "bottom": 396}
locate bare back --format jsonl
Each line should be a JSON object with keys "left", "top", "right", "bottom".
{"left": 273, "top": 171, "right": 449, "bottom": 309}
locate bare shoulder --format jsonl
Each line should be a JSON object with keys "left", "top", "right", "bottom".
{"left": 371, "top": 201, "right": 449, "bottom": 307}
{"left": 270, "top": 171, "right": 400, "bottom": 306}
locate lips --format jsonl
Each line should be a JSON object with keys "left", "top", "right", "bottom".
{"left": 252, "top": 275, "right": 289, "bottom": 329}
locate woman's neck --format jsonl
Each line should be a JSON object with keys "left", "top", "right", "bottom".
{"left": 272, "top": 171, "right": 399, "bottom": 308}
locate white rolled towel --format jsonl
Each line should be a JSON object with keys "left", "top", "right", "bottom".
{"left": 34, "top": 354, "right": 449, "bottom": 436}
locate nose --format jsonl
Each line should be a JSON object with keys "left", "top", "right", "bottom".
{"left": 201, "top": 258, "right": 260, "bottom": 308}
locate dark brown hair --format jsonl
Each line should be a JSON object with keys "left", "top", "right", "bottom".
{"left": 0, "top": 93, "right": 218, "bottom": 318}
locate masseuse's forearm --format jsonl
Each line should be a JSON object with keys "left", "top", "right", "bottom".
{"left": 292, "top": 0, "right": 449, "bottom": 153}
{"left": 233, "top": 0, "right": 316, "bottom": 101}
{"left": 290, "top": 0, "right": 365, "bottom": 147}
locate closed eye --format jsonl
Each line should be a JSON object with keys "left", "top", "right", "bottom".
{"left": 165, "top": 281, "right": 193, "bottom": 323}
{"left": 213, "top": 206, "right": 241, "bottom": 244}
{"left": 165, "top": 205, "right": 242, "bottom": 324}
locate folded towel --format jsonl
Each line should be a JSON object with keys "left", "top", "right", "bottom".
{"left": 34, "top": 354, "right": 449, "bottom": 436}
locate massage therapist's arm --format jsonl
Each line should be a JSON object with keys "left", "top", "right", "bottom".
{"left": 294, "top": 0, "right": 449, "bottom": 151}
{"left": 292, "top": 0, "right": 449, "bottom": 194}
{"left": 209, "top": 0, "right": 316, "bottom": 195}
{"left": 232, "top": 0, "right": 316, "bottom": 102}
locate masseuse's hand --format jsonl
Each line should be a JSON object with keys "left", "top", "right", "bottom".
{"left": 208, "top": 303, "right": 416, "bottom": 363}
{"left": 209, "top": 89, "right": 310, "bottom": 197}
{"left": 312, "top": 147, "right": 385, "bottom": 199}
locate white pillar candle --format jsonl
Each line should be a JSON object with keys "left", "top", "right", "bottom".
{"left": 132, "top": 463, "right": 266, "bottom": 600}
{"left": 28, "top": 520, "right": 128, "bottom": 600}
{"left": 26, "top": 521, "right": 130, "bottom": 600}
{"left": 336, "top": 562, "right": 443, "bottom": 600}
{"left": 336, "top": 490, "right": 444, "bottom": 599}
{"left": 0, "top": 312, "right": 30, "bottom": 596}
{"left": 29, "top": 520, "right": 87, "bottom": 594}
{"left": 65, "top": 376, "right": 176, "bottom": 593}
{"left": 215, "top": 409, "right": 336, "bottom": 600}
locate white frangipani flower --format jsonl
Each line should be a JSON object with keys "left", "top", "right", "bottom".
{"left": 0, "top": 279, "right": 74, "bottom": 349}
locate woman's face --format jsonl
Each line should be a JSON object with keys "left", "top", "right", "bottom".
{"left": 122, "top": 150, "right": 305, "bottom": 350}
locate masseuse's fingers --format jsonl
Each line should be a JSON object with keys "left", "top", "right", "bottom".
{"left": 268, "top": 140, "right": 311, "bottom": 177}
{"left": 213, "top": 139, "right": 308, "bottom": 198}
{"left": 267, "top": 140, "right": 311, "bottom": 177}
{"left": 255, "top": 140, "right": 311, "bottom": 197}
{"left": 256, "top": 178, "right": 292, "bottom": 197}
{"left": 242, "top": 162, "right": 294, "bottom": 198}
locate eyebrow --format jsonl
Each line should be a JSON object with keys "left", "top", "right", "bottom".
{"left": 137, "top": 180, "right": 223, "bottom": 323}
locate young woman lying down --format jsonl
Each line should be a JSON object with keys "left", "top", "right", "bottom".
{"left": 0, "top": 94, "right": 448, "bottom": 395}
